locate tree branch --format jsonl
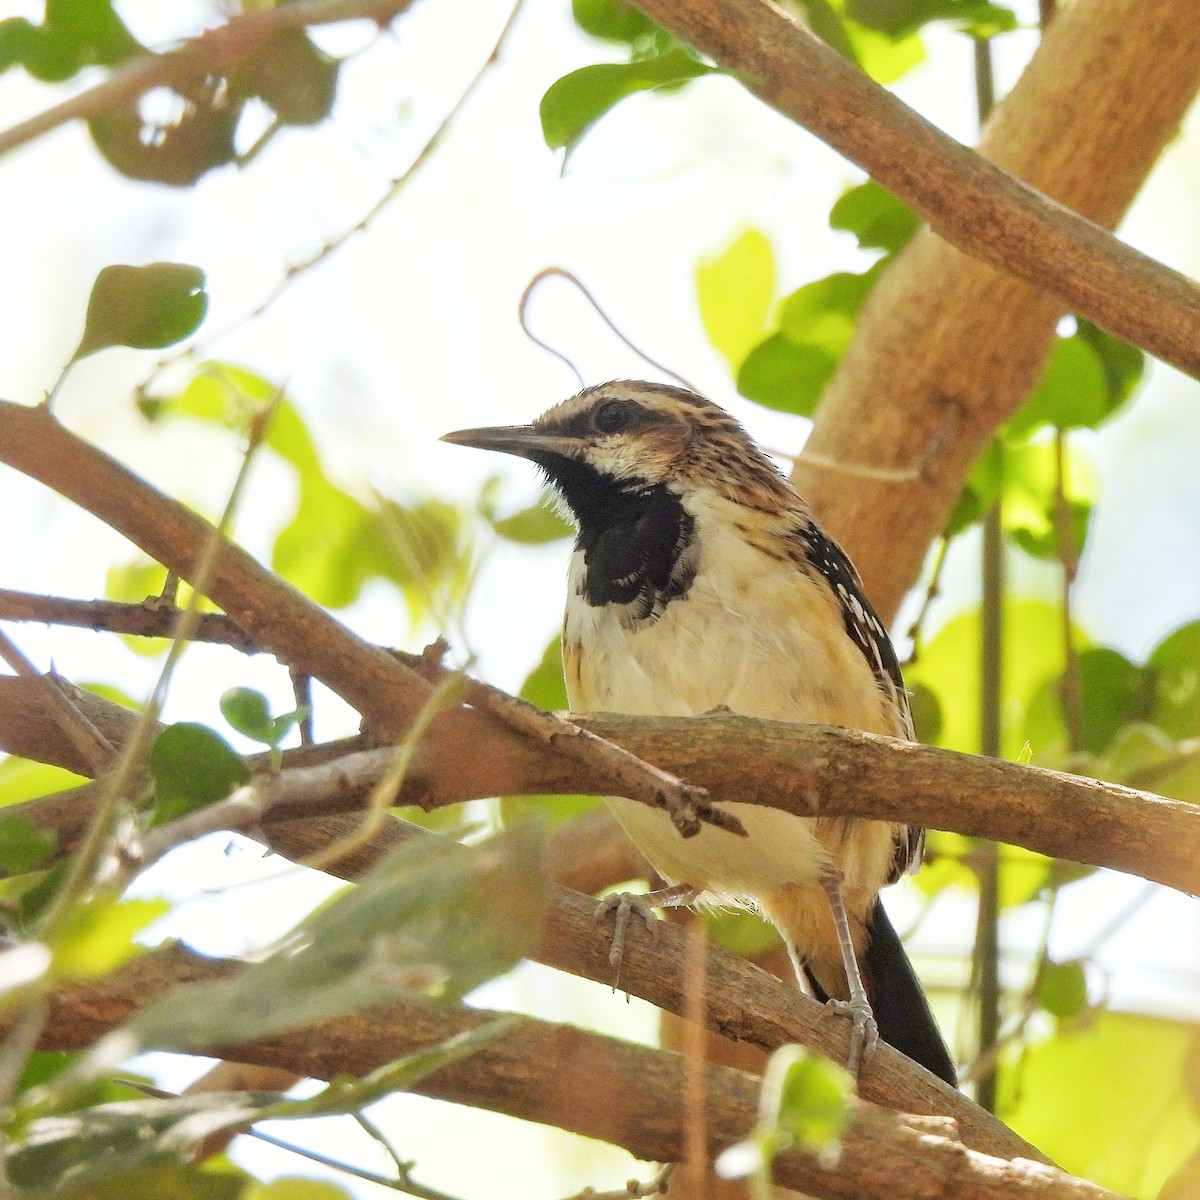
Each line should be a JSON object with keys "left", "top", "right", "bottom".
{"left": 0, "top": 400, "right": 719, "bottom": 839}
{"left": 0, "top": 0, "right": 419, "bottom": 159}
{"left": 636, "top": 0, "right": 1200, "bottom": 382}
{"left": 33, "top": 943, "right": 1119, "bottom": 1200}
{"left": 0, "top": 589, "right": 262, "bottom": 653}
{"left": 4, "top": 671, "right": 1197, "bottom": 894}
{"left": 633, "top": 0, "right": 1200, "bottom": 619}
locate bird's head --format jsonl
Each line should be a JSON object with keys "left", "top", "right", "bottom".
{"left": 441, "top": 381, "right": 792, "bottom": 526}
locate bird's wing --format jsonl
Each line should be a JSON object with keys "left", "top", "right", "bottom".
{"left": 788, "top": 518, "right": 923, "bottom": 880}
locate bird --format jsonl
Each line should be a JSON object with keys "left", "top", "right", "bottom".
{"left": 442, "top": 380, "right": 956, "bottom": 1086}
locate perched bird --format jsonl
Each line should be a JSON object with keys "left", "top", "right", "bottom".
{"left": 442, "top": 381, "right": 956, "bottom": 1086}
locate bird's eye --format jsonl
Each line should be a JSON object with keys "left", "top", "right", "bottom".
{"left": 593, "top": 401, "right": 631, "bottom": 434}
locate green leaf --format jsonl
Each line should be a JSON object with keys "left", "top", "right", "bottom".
{"left": 999, "top": 1012, "right": 1200, "bottom": 1198}
{"left": 717, "top": 1047, "right": 850, "bottom": 1184}
{"left": 148, "top": 724, "right": 250, "bottom": 826}
{"left": 738, "top": 266, "right": 880, "bottom": 414}
{"left": 736, "top": 335, "right": 837, "bottom": 416}
{"left": 1076, "top": 320, "right": 1144, "bottom": 412}
{"left": 219, "top": 687, "right": 276, "bottom": 744}
{"left": 0, "top": 0, "right": 142, "bottom": 83}
{"left": 218, "top": 687, "right": 305, "bottom": 751}
{"left": 697, "top": 228, "right": 778, "bottom": 376}
{"left": 830, "top": 179, "right": 920, "bottom": 254}
{"left": 1148, "top": 621, "right": 1200, "bottom": 742}
{"left": 906, "top": 681, "right": 943, "bottom": 744}
{"left": 245, "top": 1180, "right": 354, "bottom": 1200}
{"left": 540, "top": 49, "right": 717, "bottom": 155}
{"left": 794, "top": 0, "right": 858, "bottom": 62}
{"left": 906, "top": 600, "right": 1074, "bottom": 757}
{"left": 72, "top": 264, "right": 208, "bottom": 362}
{"left": 1008, "top": 334, "right": 1110, "bottom": 437}
{"left": 846, "top": 0, "right": 1017, "bottom": 39}
{"left": 503, "top": 639, "right": 600, "bottom": 828}
{"left": 13, "top": 1022, "right": 511, "bottom": 1193}
{"left": 1024, "top": 643, "right": 1150, "bottom": 764}
{"left": 776, "top": 1051, "right": 852, "bottom": 1150}
{"left": 778, "top": 269, "right": 878, "bottom": 353}
{"left": 1036, "top": 959, "right": 1089, "bottom": 1020}
{"left": 999, "top": 437, "right": 1098, "bottom": 562}
{"left": 491, "top": 493, "right": 573, "bottom": 544}
{"left": 520, "top": 636, "right": 569, "bottom": 711}
{"left": 50, "top": 895, "right": 169, "bottom": 982}
{"left": 0, "top": 815, "right": 56, "bottom": 875}
{"left": 705, "top": 909, "right": 781, "bottom": 958}
{"left": 842, "top": 17, "right": 925, "bottom": 83}
{"left": 121, "top": 828, "right": 545, "bottom": 1056}
{"left": 571, "top": 0, "right": 658, "bottom": 44}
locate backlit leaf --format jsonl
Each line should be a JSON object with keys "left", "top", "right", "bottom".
{"left": 697, "top": 228, "right": 778, "bottom": 375}
{"left": 50, "top": 895, "right": 169, "bottom": 981}
{"left": 1036, "top": 959, "right": 1089, "bottom": 1020}
{"left": 999, "top": 1012, "right": 1200, "bottom": 1198}
{"left": 123, "top": 827, "right": 545, "bottom": 1054}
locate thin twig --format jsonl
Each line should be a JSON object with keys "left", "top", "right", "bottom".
{"left": 137, "top": 0, "right": 525, "bottom": 399}
{"left": 560, "top": 1164, "right": 677, "bottom": 1200}
{"left": 0, "top": 588, "right": 261, "bottom": 652}
{"left": 518, "top": 267, "right": 700, "bottom": 393}
{"left": 290, "top": 667, "right": 315, "bottom": 745}
{"left": 903, "top": 536, "right": 950, "bottom": 666}
{"left": 1053, "top": 428, "right": 1084, "bottom": 755}
{"left": 412, "top": 644, "right": 740, "bottom": 841}
{"left": 679, "top": 922, "right": 709, "bottom": 1200}
{"left": 247, "top": 1127, "right": 463, "bottom": 1198}
{"left": 0, "top": 629, "right": 114, "bottom": 774}
{"left": 299, "top": 671, "right": 464, "bottom": 872}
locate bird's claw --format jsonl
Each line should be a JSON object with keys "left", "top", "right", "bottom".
{"left": 592, "top": 890, "right": 660, "bottom": 973}
{"left": 821, "top": 996, "right": 878, "bottom": 1079}
{"left": 592, "top": 884, "right": 697, "bottom": 984}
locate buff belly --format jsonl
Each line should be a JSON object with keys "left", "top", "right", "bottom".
{"left": 564, "top": 532, "right": 903, "bottom": 929}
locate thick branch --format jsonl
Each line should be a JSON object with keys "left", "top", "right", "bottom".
{"left": 5, "top": 674, "right": 1197, "bottom": 894}
{"left": 634, "top": 0, "right": 1200, "bottom": 618}
{"left": 35, "top": 943, "right": 1118, "bottom": 1200}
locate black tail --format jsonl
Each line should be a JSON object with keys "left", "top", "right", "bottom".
{"left": 806, "top": 899, "right": 957, "bottom": 1087}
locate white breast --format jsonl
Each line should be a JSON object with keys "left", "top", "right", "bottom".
{"left": 563, "top": 491, "right": 902, "bottom": 905}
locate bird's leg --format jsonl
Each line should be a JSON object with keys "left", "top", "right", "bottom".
{"left": 818, "top": 870, "right": 878, "bottom": 1080}
{"left": 592, "top": 883, "right": 698, "bottom": 983}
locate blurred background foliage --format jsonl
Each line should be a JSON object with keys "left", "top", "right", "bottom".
{"left": 0, "top": 0, "right": 1197, "bottom": 1197}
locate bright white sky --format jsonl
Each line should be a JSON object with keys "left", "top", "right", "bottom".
{"left": 1, "top": 0, "right": 1199, "bottom": 1195}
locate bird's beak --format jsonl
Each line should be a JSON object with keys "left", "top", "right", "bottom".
{"left": 440, "top": 425, "right": 577, "bottom": 461}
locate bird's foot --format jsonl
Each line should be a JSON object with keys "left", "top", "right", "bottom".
{"left": 592, "top": 883, "right": 697, "bottom": 985}
{"left": 820, "top": 996, "right": 878, "bottom": 1080}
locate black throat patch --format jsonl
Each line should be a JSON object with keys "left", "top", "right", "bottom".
{"left": 535, "top": 453, "right": 698, "bottom": 623}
